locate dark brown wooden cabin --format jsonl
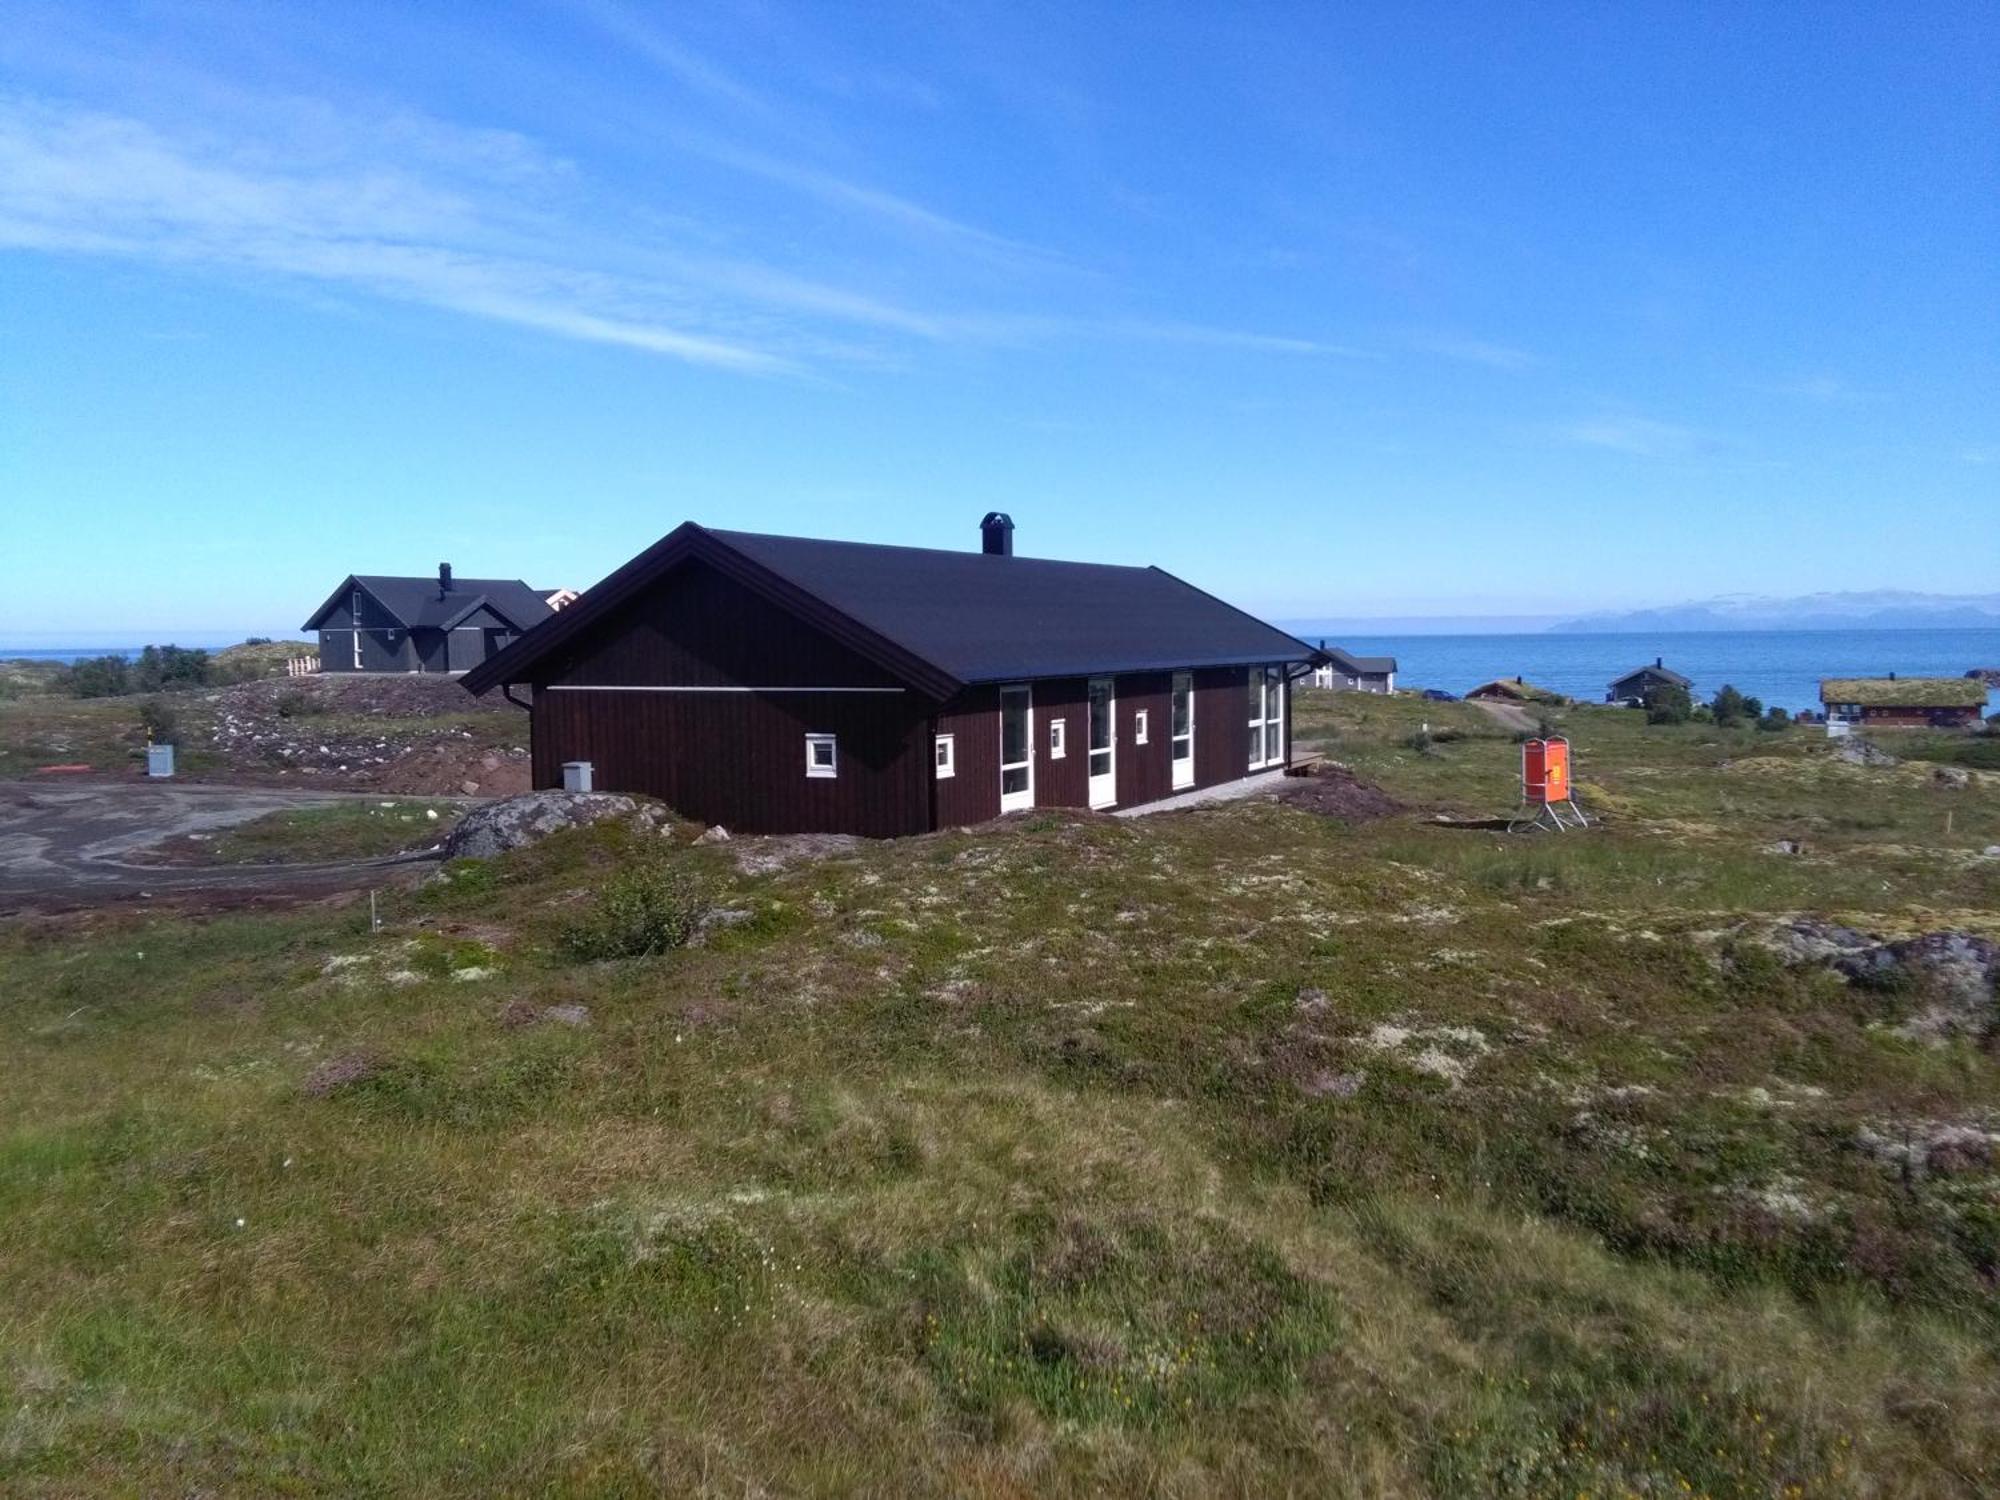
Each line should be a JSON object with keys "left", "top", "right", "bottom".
{"left": 462, "top": 515, "right": 1319, "bottom": 837}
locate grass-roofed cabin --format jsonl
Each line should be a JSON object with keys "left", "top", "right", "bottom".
{"left": 1820, "top": 676, "right": 1988, "bottom": 736}
{"left": 1466, "top": 676, "right": 1568, "bottom": 707}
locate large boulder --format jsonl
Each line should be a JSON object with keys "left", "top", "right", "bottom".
{"left": 442, "top": 791, "right": 666, "bottom": 859}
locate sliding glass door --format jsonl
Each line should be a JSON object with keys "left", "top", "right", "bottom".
{"left": 1087, "top": 677, "right": 1117, "bottom": 808}
{"left": 1171, "top": 671, "right": 1194, "bottom": 788}
{"left": 999, "top": 684, "right": 1034, "bottom": 812}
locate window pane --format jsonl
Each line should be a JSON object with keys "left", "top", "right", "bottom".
{"left": 1171, "top": 679, "right": 1190, "bottom": 737}
{"left": 1248, "top": 671, "right": 1263, "bottom": 716}
{"left": 1249, "top": 724, "right": 1262, "bottom": 761}
{"left": 1001, "top": 692, "right": 1027, "bottom": 764}
{"left": 1003, "top": 765, "right": 1028, "bottom": 795}
{"left": 1090, "top": 749, "right": 1111, "bottom": 776}
{"left": 1266, "top": 722, "right": 1281, "bottom": 762}
{"left": 1088, "top": 680, "right": 1112, "bottom": 751}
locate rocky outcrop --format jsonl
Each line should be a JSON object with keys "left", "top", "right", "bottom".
{"left": 441, "top": 791, "right": 669, "bottom": 859}
{"left": 1833, "top": 738, "right": 1899, "bottom": 768}
{"left": 1833, "top": 931, "right": 2000, "bottom": 1040}
{"left": 1757, "top": 919, "right": 2000, "bottom": 1041}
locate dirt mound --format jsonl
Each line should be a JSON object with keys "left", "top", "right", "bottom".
{"left": 204, "top": 675, "right": 526, "bottom": 787}
{"left": 1273, "top": 764, "right": 1400, "bottom": 823}
{"left": 377, "top": 744, "right": 530, "bottom": 796}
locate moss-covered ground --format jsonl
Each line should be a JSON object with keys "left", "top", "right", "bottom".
{"left": 3, "top": 691, "right": 1997, "bottom": 1496}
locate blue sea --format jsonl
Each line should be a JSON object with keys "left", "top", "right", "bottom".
{"left": 1285, "top": 628, "right": 2000, "bottom": 715}
{"left": 9, "top": 631, "right": 2000, "bottom": 716}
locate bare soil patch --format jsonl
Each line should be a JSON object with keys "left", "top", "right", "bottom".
{"left": 1271, "top": 763, "right": 1401, "bottom": 822}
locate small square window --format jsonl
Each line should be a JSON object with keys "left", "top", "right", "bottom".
{"left": 805, "top": 733, "right": 837, "bottom": 778}
{"left": 1049, "top": 717, "right": 1066, "bottom": 758}
{"left": 934, "top": 733, "right": 955, "bottom": 779}
{"left": 1134, "top": 709, "right": 1149, "bottom": 746}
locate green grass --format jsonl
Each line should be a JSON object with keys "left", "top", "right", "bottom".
{"left": 167, "top": 799, "right": 464, "bottom": 864}
{"left": 3, "top": 699, "right": 1998, "bottom": 1494}
{"left": 0, "top": 695, "right": 220, "bottom": 776}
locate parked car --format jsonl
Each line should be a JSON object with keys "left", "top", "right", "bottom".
{"left": 1421, "top": 688, "right": 1459, "bottom": 702}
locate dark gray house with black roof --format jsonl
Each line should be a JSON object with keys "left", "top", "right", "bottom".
{"left": 463, "top": 514, "right": 1321, "bottom": 836}
{"left": 1606, "top": 658, "right": 1691, "bottom": 706}
{"left": 303, "top": 565, "right": 558, "bottom": 675}
{"left": 1310, "top": 644, "right": 1397, "bottom": 694}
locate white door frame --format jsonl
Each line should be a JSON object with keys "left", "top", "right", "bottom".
{"left": 1087, "top": 676, "right": 1117, "bottom": 808}
{"left": 1171, "top": 670, "right": 1195, "bottom": 789}
{"left": 999, "top": 683, "right": 1035, "bottom": 813}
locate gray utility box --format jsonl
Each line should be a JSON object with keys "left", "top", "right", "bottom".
{"left": 146, "top": 743, "right": 175, "bottom": 778}
{"left": 561, "top": 761, "right": 593, "bottom": 793}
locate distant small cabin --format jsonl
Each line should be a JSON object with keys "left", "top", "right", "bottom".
{"left": 1309, "top": 643, "right": 1396, "bottom": 694}
{"left": 1467, "top": 676, "right": 1565, "bottom": 706}
{"left": 1819, "top": 677, "right": 1986, "bottom": 737}
{"left": 1607, "top": 657, "right": 1690, "bottom": 706}
{"left": 303, "top": 565, "right": 560, "bottom": 675}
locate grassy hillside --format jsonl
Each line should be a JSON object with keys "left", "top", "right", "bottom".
{"left": 3, "top": 692, "right": 1998, "bottom": 1494}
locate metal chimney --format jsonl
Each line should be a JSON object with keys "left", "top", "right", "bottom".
{"left": 439, "top": 562, "right": 454, "bottom": 594}
{"left": 980, "top": 512, "right": 1014, "bottom": 556}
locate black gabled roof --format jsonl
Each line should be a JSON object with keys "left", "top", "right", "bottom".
{"left": 461, "top": 522, "right": 1316, "bottom": 698}
{"left": 1323, "top": 646, "right": 1397, "bottom": 675}
{"left": 1609, "top": 661, "right": 1691, "bottom": 689}
{"left": 303, "top": 575, "right": 556, "bottom": 633}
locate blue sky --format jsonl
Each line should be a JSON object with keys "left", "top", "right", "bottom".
{"left": 1, "top": 1, "right": 1995, "bottom": 644}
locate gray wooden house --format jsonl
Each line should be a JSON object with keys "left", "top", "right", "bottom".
{"left": 1606, "top": 658, "right": 1690, "bottom": 706}
{"left": 303, "top": 565, "right": 558, "bottom": 674}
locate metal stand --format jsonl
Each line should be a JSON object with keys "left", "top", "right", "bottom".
{"left": 1507, "top": 797, "right": 1589, "bottom": 834}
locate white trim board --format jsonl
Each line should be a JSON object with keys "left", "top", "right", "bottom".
{"left": 544, "top": 684, "right": 905, "bottom": 694}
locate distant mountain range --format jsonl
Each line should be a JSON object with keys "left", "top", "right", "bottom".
{"left": 1550, "top": 592, "right": 2000, "bottom": 634}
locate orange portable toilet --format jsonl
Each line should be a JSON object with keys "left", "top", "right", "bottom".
{"left": 1518, "top": 738, "right": 1580, "bottom": 826}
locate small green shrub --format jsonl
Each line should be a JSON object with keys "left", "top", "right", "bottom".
{"left": 1643, "top": 682, "right": 1692, "bottom": 725}
{"left": 561, "top": 856, "right": 708, "bottom": 960}
{"left": 137, "top": 699, "right": 178, "bottom": 743}
{"left": 1757, "top": 706, "right": 1791, "bottom": 732}
{"left": 1710, "top": 684, "right": 1762, "bottom": 728}
{"left": 132, "top": 644, "right": 212, "bottom": 693}
{"left": 61, "top": 655, "right": 131, "bottom": 698}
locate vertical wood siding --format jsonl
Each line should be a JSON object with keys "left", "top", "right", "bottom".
{"left": 526, "top": 557, "right": 928, "bottom": 836}
{"left": 531, "top": 688, "right": 930, "bottom": 837}
{"left": 1034, "top": 677, "right": 1089, "bottom": 808}
{"left": 1192, "top": 666, "right": 1251, "bottom": 788}
{"left": 540, "top": 559, "right": 904, "bottom": 690}
{"left": 932, "top": 686, "right": 1001, "bottom": 828}
{"left": 1113, "top": 671, "right": 1173, "bottom": 808}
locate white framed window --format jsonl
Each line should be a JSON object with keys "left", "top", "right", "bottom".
{"left": 934, "top": 733, "right": 955, "bottom": 779}
{"left": 1247, "top": 665, "right": 1285, "bottom": 770}
{"left": 805, "top": 733, "right": 837, "bottom": 778}
{"left": 1134, "top": 709, "right": 1149, "bottom": 746}
{"left": 1049, "top": 717, "right": 1066, "bottom": 758}
{"left": 351, "top": 589, "right": 364, "bottom": 669}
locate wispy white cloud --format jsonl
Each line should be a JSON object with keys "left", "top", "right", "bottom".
{"left": 0, "top": 94, "right": 796, "bottom": 372}
{"left": 1758, "top": 373, "right": 1882, "bottom": 403}
{"left": 1552, "top": 414, "right": 1705, "bottom": 458}
{"left": 1412, "top": 332, "right": 1539, "bottom": 370}
{"left": 0, "top": 84, "right": 1355, "bottom": 377}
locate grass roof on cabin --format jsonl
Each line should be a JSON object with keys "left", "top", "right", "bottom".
{"left": 1466, "top": 678, "right": 1567, "bottom": 705}
{"left": 1819, "top": 677, "right": 1988, "bottom": 708}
